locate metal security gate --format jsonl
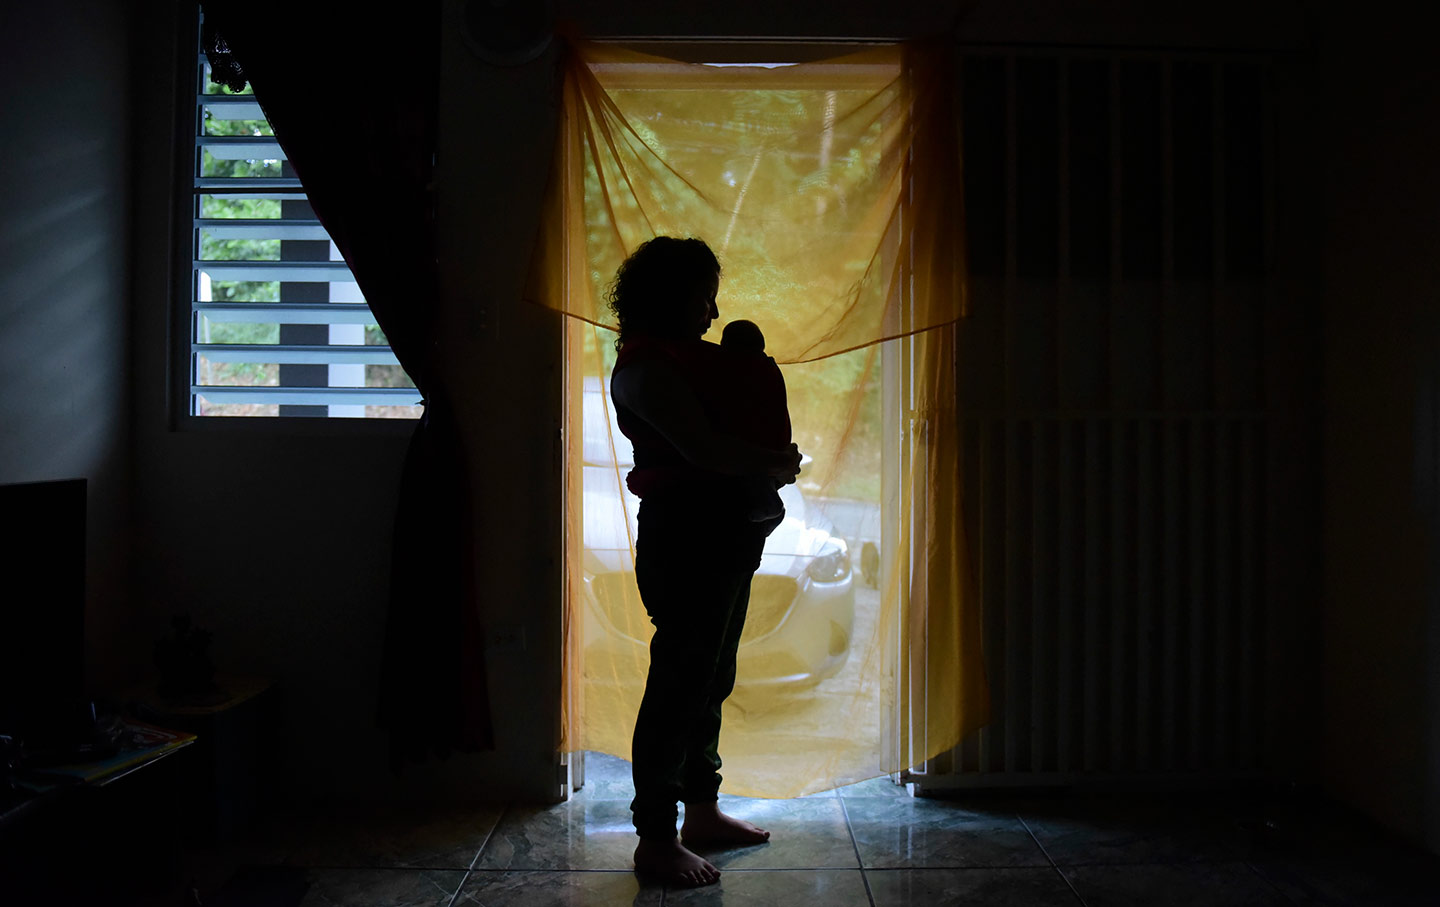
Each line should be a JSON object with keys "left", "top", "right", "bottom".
{"left": 913, "top": 49, "right": 1282, "bottom": 787}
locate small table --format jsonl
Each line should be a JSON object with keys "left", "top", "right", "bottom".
{"left": 1, "top": 725, "right": 196, "bottom": 900}
{"left": 122, "top": 675, "right": 279, "bottom": 844}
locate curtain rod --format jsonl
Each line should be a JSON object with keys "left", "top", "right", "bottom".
{"left": 589, "top": 36, "right": 911, "bottom": 45}
{"left": 584, "top": 36, "right": 1301, "bottom": 56}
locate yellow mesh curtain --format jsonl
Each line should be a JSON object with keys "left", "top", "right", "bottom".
{"left": 528, "top": 39, "right": 989, "bottom": 797}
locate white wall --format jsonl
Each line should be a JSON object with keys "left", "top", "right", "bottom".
{"left": 0, "top": 0, "right": 139, "bottom": 691}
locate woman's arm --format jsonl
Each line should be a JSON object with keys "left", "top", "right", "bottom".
{"left": 612, "top": 359, "right": 801, "bottom": 481}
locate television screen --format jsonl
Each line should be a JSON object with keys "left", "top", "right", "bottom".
{"left": 0, "top": 478, "right": 87, "bottom": 742}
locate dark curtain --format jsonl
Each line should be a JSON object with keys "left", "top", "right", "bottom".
{"left": 202, "top": 2, "right": 493, "bottom": 769}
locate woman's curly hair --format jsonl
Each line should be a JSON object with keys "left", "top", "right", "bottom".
{"left": 607, "top": 236, "right": 721, "bottom": 350}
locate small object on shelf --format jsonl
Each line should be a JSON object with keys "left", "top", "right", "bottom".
{"left": 153, "top": 613, "right": 226, "bottom": 706}
{"left": 11, "top": 719, "right": 196, "bottom": 792}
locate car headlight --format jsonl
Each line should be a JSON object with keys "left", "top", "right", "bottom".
{"left": 806, "top": 539, "right": 851, "bottom": 583}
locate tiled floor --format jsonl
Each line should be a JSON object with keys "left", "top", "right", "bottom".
{"left": 148, "top": 753, "right": 1440, "bottom": 906}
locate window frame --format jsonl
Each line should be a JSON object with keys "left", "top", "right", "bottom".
{"left": 558, "top": 41, "right": 923, "bottom": 783}
{"left": 168, "top": 5, "right": 420, "bottom": 432}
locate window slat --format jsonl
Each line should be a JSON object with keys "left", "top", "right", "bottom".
{"left": 197, "top": 218, "right": 326, "bottom": 241}
{"left": 197, "top": 260, "right": 355, "bottom": 282}
{"left": 201, "top": 97, "right": 266, "bottom": 119}
{"left": 199, "top": 135, "right": 286, "bottom": 159}
{"left": 194, "top": 303, "right": 374, "bottom": 324}
{"left": 195, "top": 178, "right": 304, "bottom": 191}
{"left": 195, "top": 344, "right": 398, "bottom": 365}
{"left": 192, "top": 386, "right": 423, "bottom": 406}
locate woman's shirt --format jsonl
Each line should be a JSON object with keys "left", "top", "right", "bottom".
{"left": 610, "top": 332, "right": 789, "bottom": 496}
{"left": 611, "top": 334, "right": 718, "bottom": 498}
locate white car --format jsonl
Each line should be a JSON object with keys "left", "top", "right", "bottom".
{"left": 580, "top": 376, "right": 855, "bottom": 688}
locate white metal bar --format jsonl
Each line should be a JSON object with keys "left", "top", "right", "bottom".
{"left": 195, "top": 178, "right": 304, "bottom": 191}
{"left": 1188, "top": 421, "right": 1206, "bottom": 770}
{"left": 194, "top": 303, "right": 374, "bottom": 324}
{"left": 977, "top": 417, "right": 996, "bottom": 774}
{"left": 1238, "top": 420, "right": 1260, "bottom": 767}
{"left": 937, "top": 50, "right": 1275, "bottom": 786}
{"left": 1031, "top": 419, "right": 1051, "bottom": 772}
{"left": 1162, "top": 420, "right": 1182, "bottom": 767}
{"left": 194, "top": 343, "right": 397, "bottom": 365}
{"left": 192, "top": 386, "right": 422, "bottom": 406}
{"left": 998, "top": 53, "right": 1020, "bottom": 773}
{"left": 1003, "top": 418, "right": 1021, "bottom": 770}
{"left": 1135, "top": 418, "right": 1156, "bottom": 770}
{"left": 1214, "top": 419, "right": 1235, "bottom": 762}
{"left": 1057, "top": 418, "right": 1078, "bottom": 773}
{"left": 1057, "top": 59, "right": 1071, "bottom": 406}
{"left": 1211, "top": 62, "right": 1228, "bottom": 407}
{"left": 197, "top": 261, "right": 354, "bottom": 282}
{"left": 199, "top": 220, "right": 328, "bottom": 240}
{"left": 200, "top": 135, "right": 286, "bottom": 160}
{"left": 1083, "top": 416, "right": 1102, "bottom": 771}
{"left": 200, "top": 97, "right": 266, "bottom": 118}
{"left": 1109, "top": 418, "right": 1127, "bottom": 771}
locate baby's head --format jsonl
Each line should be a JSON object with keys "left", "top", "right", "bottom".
{"left": 721, "top": 319, "right": 766, "bottom": 355}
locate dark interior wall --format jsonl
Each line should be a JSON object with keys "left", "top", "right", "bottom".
{"left": 0, "top": 0, "right": 140, "bottom": 690}
{"left": 121, "top": 0, "right": 1009, "bottom": 806}
{"left": 126, "top": 1, "right": 568, "bottom": 802}
{"left": 127, "top": 3, "right": 434, "bottom": 801}
{"left": 58, "top": 0, "right": 1440, "bottom": 828}
{"left": 1309, "top": 3, "right": 1440, "bottom": 849}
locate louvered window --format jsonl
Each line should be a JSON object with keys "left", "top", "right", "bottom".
{"left": 186, "top": 21, "right": 422, "bottom": 418}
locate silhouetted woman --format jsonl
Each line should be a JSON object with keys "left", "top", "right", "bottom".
{"left": 607, "top": 236, "right": 802, "bottom": 887}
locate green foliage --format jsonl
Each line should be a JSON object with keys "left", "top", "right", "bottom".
{"left": 202, "top": 64, "right": 255, "bottom": 97}
{"left": 200, "top": 196, "right": 279, "bottom": 219}
{"left": 366, "top": 365, "right": 414, "bottom": 389}
{"left": 204, "top": 281, "right": 278, "bottom": 303}
{"left": 202, "top": 321, "right": 277, "bottom": 344}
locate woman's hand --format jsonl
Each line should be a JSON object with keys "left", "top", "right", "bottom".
{"left": 769, "top": 443, "right": 803, "bottom": 485}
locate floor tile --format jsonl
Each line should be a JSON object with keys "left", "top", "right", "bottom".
{"left": 277, "top": 802, "right": 503, "bottom": 870}
{"left": 720, "top": 788, "right": 839, "bottom": 801}
{"left": 573, "top": 751, "right": 637, "bottom": 802}
{"left": 683, "top": 798, "right": 859, "bottom": 869}
{"left": 475, "top": 800, "right": 638, "bottom": 871}
{"left": 1230, "top": 795, "right": 1440, "bottom": 906}
{"left": 295, "top": 868, "right": 467, "bottom": 907}
{"left": 578, "top": 750, "right": 844, "bottom": 804}
{"left": 866, "top": 867, "right": 1079, "bottom": 907}
{"left": 161, "top": 827, "right": 294, "bottom": 902}
{"left": 1016, "top": 794, "right": 1244, "bottom": 865}
{"left": 844, "top": 797, "right": 1050, "bottom": 869}
{"left": 1247, "top": 855, "right": 1440, "bottom": 907}
{"left": 1238, "top": 803, "right": 1440, "bottom": 907}
{"left": 454, "top": 870, "right": 663, "bottom": 906}
{"left": 1060, "top": 862, "right": 1289, "bottom": 906}
{"left": 836, "top": 775, "right": 913, "bottom": 799}
{"left": 664, "top": 869, "right": 871, "bottom": 906}
{"left": 197, "top": 865, "right": 309, "bottom": 907}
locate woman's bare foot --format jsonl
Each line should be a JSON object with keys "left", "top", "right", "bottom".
{"left": 680, "top": 801, "right": 771, "bottom": 846}
{"left": 633, "top": 837, "right": 720, "bottom": 887}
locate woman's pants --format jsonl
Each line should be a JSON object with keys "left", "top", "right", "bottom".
{"left": 628, "top": 490, "right": 773, "bottom": 840}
